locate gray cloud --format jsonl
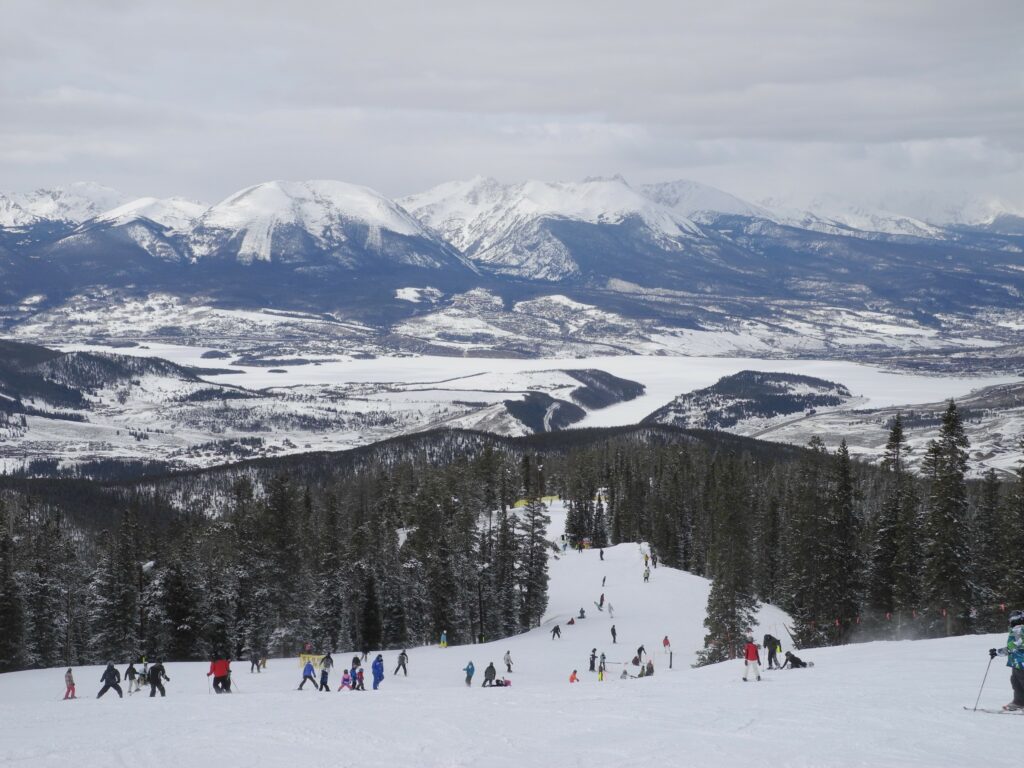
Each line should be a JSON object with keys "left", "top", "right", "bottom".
{"left": 1, "top": 0, "right": 1021, "bottom": 218}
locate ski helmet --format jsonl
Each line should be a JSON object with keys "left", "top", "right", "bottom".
{"left": 1010, "top": 610, "right": 1024, "bottom": 628}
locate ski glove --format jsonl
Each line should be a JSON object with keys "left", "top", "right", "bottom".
{"left": 990, "top": 648, "right": 999, "bottom": 658}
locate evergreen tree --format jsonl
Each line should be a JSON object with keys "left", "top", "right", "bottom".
{"left": 1001, "top": 443, "right": 1024, "bottom": 609}
{"left": 0, "top": 500, "right": 26, "bottom": 672}
{"left": 519, "top": 498, "right": 551, "bottom": 629}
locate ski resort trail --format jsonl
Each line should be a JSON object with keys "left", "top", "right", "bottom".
{"left": 0, "top": 501, "right": 1014, "bottom": 767}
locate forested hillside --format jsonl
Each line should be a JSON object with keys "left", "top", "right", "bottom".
{"left": 0, "top": 404, "right": 1021, "bottom": 673}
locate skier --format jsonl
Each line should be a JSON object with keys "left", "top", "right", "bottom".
{"left": 124, "top": 662, "right": 138, "bottom": 695}
{"left": 578, "top": 607, "right": 586, "bottom": 619}
{"left": 148, "top": 660, "right": 170, "bottom": 697}
{"left": 645, "top": 660, "right": 654, "bottom": 676}
{"left": 569, "top": 670, "right": 579, "bottom": 683}
{"left": 743, "top": 636, "right": 762, "bottom": 681}
{"left": 611, "top": 625, "right": 617, "bottom": 644}
{"left": 463, "top": 661, "right": 475, "bottom": 687}
{"left": 763, "top": 634, "right": 781, "bottom": 670}
{"left": 989, "top": 609, "right": 1024, "bottom": 710}
{"left": 250, "top": 650, "right": 261, "bottom": 673}
{"left": 338, "top": 669, "right": 352, "bottom": 690}
{"left": 602, "top": 576, "right": 606, "bottom": 587}
{"left": 208, "top": 654, "right": 232, "bottom": 693}
{"left": 599, "top": 652, "right": 606, "bottom": 670}
{"left": 643, "top": 567, "right": 650, "bottom": 583}
{"left": 63, "top": 668, "right": 76, "bottom": 700}
{"left": 394, "top": 649, "right": 409, "bottom": 676}
{"left": 637, "top": 644, "right": 646, "bottom": 662}
{"left": 97, "top": 662, "right": 123, "bottom": 699}
{"left": 780, "top": 651, "right": 808, "bottom": 669}
{"left": 663, "top": 635, "right": 671, "bottom": 654}
{"left": 620, "top": 668, "right": 629, "bottom": 680}
{"left": 643, "top": 553, "right": 649, "bottom": 567}
{"left": 551, "top": 624, "right": 561, "bottom": 639}
{"left": 599, "top": 593, "right": 605, "bottom": 609}
{"left": 599, "top": 549, "right": 604, "bottom": 561}
{"left": 608, "top": 603, "right": 614, "bottom": 618}
{"left": 372, "top": 654, "right": 385, "bottom": 690}
{"left": 298, "top": 659, "right": 318, "bottom": 690}
{"left": 355, "top": 667, "right": 366, "bottom": 691}
{"left": 482, "top": 662, "right": 497, "bottom": 687}
{"left": 440, "top": 630, "right": 447, "bottom": 649}
{"left": 321, "top": 652, "right": 334, "bottom": 671}
{"left": 503, "top": 650, "right": 513, "bottom": 673}
{"left": 651, "top": 551, "right": 658, "bottom": 568}
{"left": 589, "top": 648, "right": 597, "bottom": 672}
{"left": 318, "top": 664, "right": 330, "bottom": 692}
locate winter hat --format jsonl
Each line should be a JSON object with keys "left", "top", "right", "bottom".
{"left": 1010, "top": 610, "right": 1024, "bottom": 628}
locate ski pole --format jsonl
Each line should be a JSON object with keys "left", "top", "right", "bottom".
{"left": 972, "top": 655, "right": 995, "bottom": 712}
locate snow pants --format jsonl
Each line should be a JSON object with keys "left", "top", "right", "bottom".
{"left": 251, "top": 659, "right": 260, "bottom": 673}
{"left": 97, "top": 682, "right": 122, "bottom": 698}
{"left": 299, "top": 674, "right": 317, "bottom": 690}
{"left": 767, "top": 648, "right": 779, "bottom": 669}
{"left": 1012, "top": 667, "right": 1024, "bottom": 706}
{"left": 213, "top": 675, "right": 231, "bottom": 693}
{"left": 505, "top": 661, "right": 512, "bottom": 673}
{"left": 64, "top": 685, "right": 75, "bottom": 700}
{"left": 373, "top": 675, "right": 382, "bottom": 690}
{"left": 394, "top": 661, "right": 407, "bottom": 676}
{"left": 319, "top": 677, "right": 330, "bottom": 692}
{"left": 744, "top": 661, "right": 761, "bottom": 680}
{"left": 149, "top": 681, "right": 165, "bottom": 697}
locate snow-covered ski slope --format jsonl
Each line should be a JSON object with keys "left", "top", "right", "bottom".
{"left": 0, "top": 501, "right": 1013, "bottom": 767}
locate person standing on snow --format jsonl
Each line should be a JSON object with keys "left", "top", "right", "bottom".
{"left": 250, "top": 650, "right": 261, "bottom": 673}
{"left": 338, "top": 669, "right": 352, "bottom": 690}
{"left": 208, "top": 653, "right": 232, "bottom": 693}
{"left": 97, "top": 662, "right": 122, "bottom": 699}
{"left": 503, "top": 650, "right": 513, "bottom": 673}
{"left": 637, "top": 645, "right": 646, "bottom": 662}
{"left": 298, "top": 659, "right": 318, "bottom": 690}
{"left": 482, "top": 662, "right": 497, "bottom": 687}
{"left": 643, "top": 567, "right": 650, "bottom": 583}
{"left": 463, "top": 661, "right": 475, "bottom": 687}
{"left": 551, "top": 624, "right": 561, "bottom": 639}
{"left": 611, "top": 625, "right": 617, "bottom": 643}
{"left": 124, "top": 662, "right": 139, "bottom": 695}
{"left": 663, "top": 635, "right": 671, "bottom": 654}
{"left": 440, "top": 630, "right": 448, "bottom": 648}
{"left": 743, "top": 636, "right": 762, "bottom": 681}
{"left": 320, "top": 652, "right": 334, "bottom": 672}
{"left": 148, "top": 660, "right": 170, "bottom": 697}
{"left": 394, "top": 649, "right": 409, "bottom": 676}
{"left": 763, "top": 634, "right": 781, "bottom": 670}
{"left": 355, "top": 667, "right": 366, "bottom": 691}
{"left": 990, "top": 609, "right": 1024, "bottom": 711}
{"left": 372, "top": 654, "right": 385, "bottom": 690}
{"left": 589, "top": 648, "right": 597, "bottom": 672}
{"left": 63, "top": 668, "right": 76, "bottom": 700}
{"left": 318, "top": 664, "right": 331, "bottom": 692}
{"left": 599, "top": 549, "right": 604, "bottom": 561}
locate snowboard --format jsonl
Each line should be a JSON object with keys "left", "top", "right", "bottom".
{"left": 963, "top": 706, "right": 1024, "bottom": 715}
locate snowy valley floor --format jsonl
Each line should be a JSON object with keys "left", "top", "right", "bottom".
{"left": 0, "top": 503, "right": 1015, "bottom": 767}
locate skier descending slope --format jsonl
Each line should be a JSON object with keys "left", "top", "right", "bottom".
{"left": 743, "top": 636, "right": 762, "bottom": 681}
{"left": 989, "top": 609, "right": 1024, "bottom": 710}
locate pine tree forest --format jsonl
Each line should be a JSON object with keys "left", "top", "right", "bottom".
{"left": 0, "top": 403, "right": 1021, "bottom": 673}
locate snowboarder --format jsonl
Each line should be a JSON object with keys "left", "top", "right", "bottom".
{"left": 743, "top": 636, "right": 762, "bottom": 681}
{"left": 637, "top": 644, "right": 646, "bottom": 661}
{"left": 97, "top": 663, "right": 122, "bottom": 699}
{"left": 63, "top": 668, "right": 76, "bottom": 700}
{"left": 482, "top": 662, "right": 497, "bottom": 687}
{"left": 371, "top": 654, "right": 384, "bottom": 690}
{"left": 780, "top": 651, "right": 808, "bottom": 669}
{"left": 318, "top": 665, "right": 330, "bottom": 692}
{"left": 645, "top": 660, "right": 654, "bottom": 676}
{"left": 463, "top": 661, "right": 475, "bottom": 687}
{"left": 620, "top": 668, "right": 629, "bottom": 679}
{"left": 338, "top": 669, "right": 352, "bottom": 690}
{"left": 551, "top": 624, "right": 561, "bottom": 639}
{"left": 124, "top": 662, "right": 139, "bottom": 695}
{"left": 599, "top": 549, "right": 604, "bottom": 561}
{"left": 394, "top": 649, "right": 409, "bottom": 676}
{"left": 298, "top": 659, "right": 317, "bottom": 690}
{"left": 611, "top": 625, "right": 617, "bottom": 644}
{"left": 440, "top": 630, "right": 448, "bottom": 648}
{"left": 643, "top": 567, "right": 650, "bottom": 583}
{"left": 989, "top": 609, "right": 1024, "bottom": 710}
{"left": 208, "top": 654, "right": 232, "bottom": 693}
{"left": 589, "top": 649, "right": 597, "bottom": 672}
{"left": 148, "top": 660, "right": 170, "bottom": 697}
{"left": 503, "top": 650, "right": 513, "bottom": 673}
{"left": 763, "top": 634, "right": 781, "bottom": 670}
{"left": 569, "top": 670, "right": 579, "bottom": 683}
{"left": 599, "top": 593, "right": 605, "bottom": 608}
{"left": 663, "top": 635, "right": 671, "bottom": 654}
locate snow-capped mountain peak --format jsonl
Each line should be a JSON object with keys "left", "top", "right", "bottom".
{"left": 94, "top": 196, "right": 208, "bottom": 232}
{"left": 641, "top": 179, "right": 771, "bottom": 222}
{"left": 0, "top": 182, "right": 127, "bottom": 227}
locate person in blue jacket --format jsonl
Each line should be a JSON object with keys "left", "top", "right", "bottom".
{"left": 298, "top": 659, "right": 317, "bottom": 690}
{"left": 371, "top": 654, "right": 385, "bottom": 690}
{"left": 990, "top": 610, "right": 1024, "bottom": 711}
{"left": 349, "top": 660, "right": 360, "bottom": 692}
{"left": 463, "top": 661, "right": 475, "bottom": 687}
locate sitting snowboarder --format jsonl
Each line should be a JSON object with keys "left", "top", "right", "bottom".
{"left": 780, "top": 651, "right": 809, "bottom": 669}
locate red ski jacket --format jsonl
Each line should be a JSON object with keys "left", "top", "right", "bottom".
{"left": 744, "top": 643, "right": 760, "bottom": 662}
{"left": 208, "top": 659, "right": 231, "bottom": 677}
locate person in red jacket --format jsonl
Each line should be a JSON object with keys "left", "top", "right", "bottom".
{"left": 743, "top": 636, "right": 761, "bottom": 682}
{"left": 569, "top": 670, "right": 579, "bottom": 683}
{"left": 207, "top": 653, "right": 232, "bottom": 693}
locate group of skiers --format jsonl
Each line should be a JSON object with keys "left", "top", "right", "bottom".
{"left": 462, "top": 660, "right": 511, "bottom": 687}
{"left": 298, "top": 652, "right": 391, "bottom": 692}
{"left": 87, "top": 659, "right": 170, "bottom": 699}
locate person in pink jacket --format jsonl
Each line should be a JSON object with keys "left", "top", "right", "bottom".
{"left": 63, "top": 669, "right": 76, "bottom": 700}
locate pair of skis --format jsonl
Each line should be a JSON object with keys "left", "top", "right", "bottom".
{"left": 963, "top": 706, "right": 1024, "bottom": 715}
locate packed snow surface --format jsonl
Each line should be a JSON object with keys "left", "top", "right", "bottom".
{"left": 0, "top": 501, "right": 1014, "bottom": 767}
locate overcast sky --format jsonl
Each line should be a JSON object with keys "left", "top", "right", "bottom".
{"left": 2, "top": 0, "right": 1022, "bottom": 218}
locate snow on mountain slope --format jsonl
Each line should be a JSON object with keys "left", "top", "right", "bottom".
{"left": 0, "top": 500, "right": 1013, "bottom": 768}
{"left": 641, "top": 179, "right": 771, "bottom": 222}
{"left": 190, "top": 180, "right": 434, "bottom": 264}
{"left": 0, "top": 182, "right": 126, "bottom": 227}
{"left": 767, "top": 199, "right": 947, "bottom": 239}
{"left": 94, "top": 197, "right": 208, "bottom": 232}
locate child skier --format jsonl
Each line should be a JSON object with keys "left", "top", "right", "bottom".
{"left": 63, "top": 668, "right": 76, "bottom": 700}
{"left": 989, "top": 609, "right": 1024, "bottom": 710}
{"left": 318, "top": 664, "right": 330, "bottom": 692}
{"left": 97, "top": 662, "right": 122, "bottom": 699}
{"left": 355, "top": 667, "right": 366, "bottom": 691}
{"left": 743, "top": 636, "right": 762, "bottom": 681}
{"left": 338, "top": 669, "right": 352, "bottom": 690}
{"left": 298, "top": 659, "right": 317, "bottom": 690}
{"left": 394, "top": 649, "right": 409, "bottom": 676}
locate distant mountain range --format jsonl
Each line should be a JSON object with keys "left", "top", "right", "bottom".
{"left": 2, "top": 176, "right": 1023, "bottom": 354}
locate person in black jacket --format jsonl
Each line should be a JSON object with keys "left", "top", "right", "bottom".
{"left": 482, "top": 662, "right": 497, "bottom": 687}
{"left": 763, "top": 634, "right": 781, "bottom": 670}
{"left": 394, "top": 650, "right": 409, "bottom": 676}
{"left": 97, "top": 663, "right": 123, "bottom": 699}
{"left": 780, "top": 651, "right": 808, "bottom": 669}
{"left": 589, "top": 649, "right": 597, "bottom": 672}
{"left": 148, "top": 660, "right": 170, "bottom": 697}
{"left": 125, "top": 662, "right": 139, "bottom": 695}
